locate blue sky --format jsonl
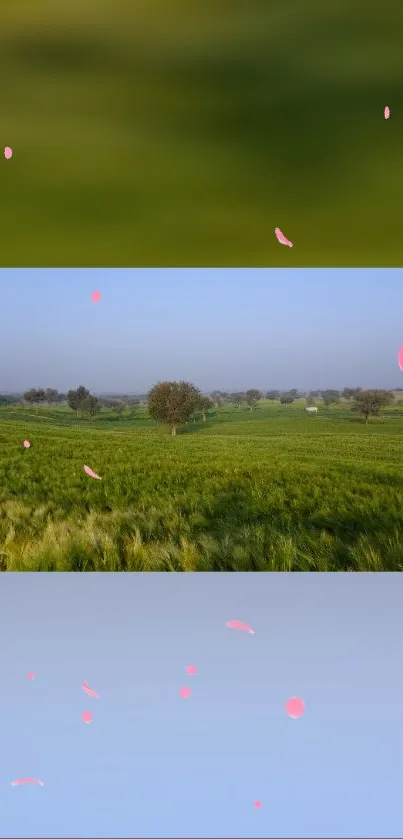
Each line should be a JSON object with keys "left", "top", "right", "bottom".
{"left": 1, "top": 572, "right": 403, "bottom": 839}
{"left": 1, "top": 268, "right": 402, "bottom": 393}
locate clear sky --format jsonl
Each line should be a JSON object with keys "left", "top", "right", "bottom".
{"left": 1, "top": 269, "right": 402, "bottom": 393}
{"left": 1, "top": 572, "right": 403, "bottom": 839}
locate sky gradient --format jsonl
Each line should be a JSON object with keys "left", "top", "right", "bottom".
{"left": 1, "top": 572, "right": 403, "bottom": 839}
{"left": 1, "top": 268, "right": 402, "bottom": 393}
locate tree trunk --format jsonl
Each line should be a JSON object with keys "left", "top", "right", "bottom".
{"left": 171, "top": 425, "right": 177, "bottom": 435}
{"left": 365, "top": 414, "right": 368, "bottom": 424}
{"left": 202, "top": 413, "right": 206, "bottom": 421}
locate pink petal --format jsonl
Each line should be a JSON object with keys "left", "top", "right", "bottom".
{"left": 83, "top": 465, "right": 102, "bottom": 480}
{"left": 226, "top": 619, "right": 255, "bottom": 634}
{"left": 285, "top": 696, "right": 305, "bottom": 719}
{"left": 81, "top": 680, "right": 100, "bottom": 698}
{"left": 4, "top": 146, "right": 12, "bottom": 159}
{"left": 275, "top": 227, "right": 293, "bottom": 248}
{"left": 384, "top": 106, "right": 390, "bottom": 119}
{"left": 11, "top": 778, "right": 43, "bottom": 787}
{"left": 180, "top": 686, "right": 191, "bottom": 699}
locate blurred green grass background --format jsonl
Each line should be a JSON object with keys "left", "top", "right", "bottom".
{"left": 1, "top": 0, "right": 403, "bottom": 266}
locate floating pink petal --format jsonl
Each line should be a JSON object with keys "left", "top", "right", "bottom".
{"left": 11, "top": 778, "right": 44, "bottom": 787}
{"left": 226, "top": 619, "right": 255, "bottom": 634}
{"left": 4, "top": 146, "right": 12, "bottom": 160}
{"left": 275, "top": 227, "right": 293, "bottom": 248}
{"left": 27, "top": 672, "right": 35, "bottom": 680}
{"left": 185, "top": 665, "right": 197, "bottom": 675}
{"left": 82, "top": 680, "right": 100, "bottom": 698}
{"left": 285, "top": 696, "right": 305, "bottom": 719}
{"left": 82, "top": 710, "right": 92, "bottom": 724}
{"left": 253, "top": 801, "right": 262, "bottom": 809}
{"left": 180, "top": 686, "right": 191, "bottom": 699}
{"left": 384, "top": 106, "right": 390, "bottom": 119}
{"left": 398, "top": 346, "right": 403, "bottom": 371}
{"left": 91, "top": 290, "right": 101, "bottom": 303}
{"left": 84, "top": 464, "right": 102, "bottom": 480}
{"left": 23, "top": 440, "right": 31, "bottom": 449}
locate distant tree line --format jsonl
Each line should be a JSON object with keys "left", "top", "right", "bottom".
{"left": 0, "top": 383, "right": 397, "bottom": 431}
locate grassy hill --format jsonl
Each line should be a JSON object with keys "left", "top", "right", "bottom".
{"left": 1, "top": 399, "right": 403, "bottom": 570}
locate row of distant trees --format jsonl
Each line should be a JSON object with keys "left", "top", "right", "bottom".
{"left": 0, "top": 383, "right": 398, "bottom": 432}
{"left": 210, "top": 387, "right": 367, "bottom": 406}
{"left": 147, "top": 384, "right": 395, "bottom": 431}
{"left": 19, "top": 387, "right": 143, "bottom": 420}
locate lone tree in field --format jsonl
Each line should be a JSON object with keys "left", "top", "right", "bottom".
{"left": 342, "top": 387, "right": 362, "bottom": 400}
{"left": 45, "top": 388, "right": 58, "bottom": 405}
{"left": 199, "top": 395, "right": 213, "bottom": 421}
{"left": 210, "top": 391, "right": 224, "bottom": 407}
{"left": 111, "top": 401, "right": 126, "bottom": 418}
{"left": 280, "top": 391, "right": 294, "bottom": 404}
{"left": 147, "top": 381, "right": 202, "bottom": 435}
{"left": 245, "top": 389, "right": 261, "bottom": 410}
{"left": 321, "top": 389, "right": 340, "bottom": 406}
{"left": 23, "top": 387, "right": 46, "bottom": 414}
{"left": 351, "top": 389, "right": 394, "bottom": 424}
{"left": 81, "top": 394, "right": 100, "bottom": 421}
{"left": 67, "top": 385, "right": 90, "bottom": 419}
{"left": 230, "top": 392, "right": 245, "bottom": 409}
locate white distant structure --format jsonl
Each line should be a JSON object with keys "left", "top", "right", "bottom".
{"left": 306, "top": 406, "right": 318, "bottom": 414}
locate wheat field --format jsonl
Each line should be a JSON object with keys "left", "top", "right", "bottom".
{"left": 1, "top": 399, "right": 402, "bottom": 570}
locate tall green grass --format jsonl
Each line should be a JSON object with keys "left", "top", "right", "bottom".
{"left": 1, "top": 401, "right": 403, "bottom": 570}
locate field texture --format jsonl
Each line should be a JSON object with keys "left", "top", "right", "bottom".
{"left": 1, "top": 401, "right": 403, "bottom": 571}
{"left": 1, "top": 0, "right": 403, "bottom": 266}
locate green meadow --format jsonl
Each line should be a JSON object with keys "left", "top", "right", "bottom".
{"left": 1, "top": 399, "right": 403, "bottom": 571}
{"left": 1, "top": 0, "right": 403, "bottom": 266}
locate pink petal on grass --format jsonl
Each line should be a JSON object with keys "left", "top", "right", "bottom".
{"left": 4, "top": 146, "right": 12, "bottom": 159}
{"left": 82, "top": 711, "right": 92, "bottom": 724}
{"left": 180, "top": 686, "right": 191, "bottom": 699}
{"left": 285, "top": 696, "right": 305, "bottom": 719}
{"left": 83, "top": 465, "right": 101, "bottom": 480}
{"left": 91, "top": 290, "right": 101, "bottom": 303}
{"left": 185, "top": 665, "right": 197, "bottom": 675}
{"left": 275, "top": 227, "right": 293, "bottom": 248}
{"left": 23, "top": 440, "right": 31, "bottom": 449}
{"left": 384, "top": 106, "right": 390, "bottom": 119}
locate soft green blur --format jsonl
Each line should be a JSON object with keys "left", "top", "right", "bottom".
{"left": 1, "top": 0, "right": 402, "bottom": 266}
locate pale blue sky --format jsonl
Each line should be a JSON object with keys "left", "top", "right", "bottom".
{"left": 1, "top": 573, "right": 403, "bottom": 839}
{"left": 1, "top": 269, "right": 402, "bottom": 393}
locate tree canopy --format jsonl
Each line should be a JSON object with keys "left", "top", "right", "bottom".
{"left": 147, "top": 381, "right": 202, "bottom": 434}
{"left": 351, "top": 389, "right": 394, "bottom": 423}
{"left": 245, "top": 389, "right": 261, "bottom": 410}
